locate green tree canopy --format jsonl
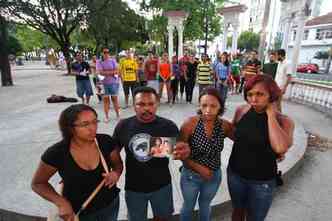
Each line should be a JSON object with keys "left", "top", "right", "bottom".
{"left": 86, "top": 0, "right": 148, "bottom": 54}
{"left": 4, "top": 0, "right": 110, "bottom": 73}
{"left": 237, "top": 31, "right": 260, "bottom": 51}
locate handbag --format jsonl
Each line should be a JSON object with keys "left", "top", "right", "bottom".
{"left": 47, "top": 138, "right": 111, "bottom": 221}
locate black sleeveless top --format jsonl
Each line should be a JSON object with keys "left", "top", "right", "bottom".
{"left": 228, "top": 108, "right": 277, "bottom": 180}
{"left": 189, "top": 117, "right": 225, "bottom": 170}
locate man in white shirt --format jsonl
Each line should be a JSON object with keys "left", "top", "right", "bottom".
{"left": 275, "top": 49, "right": 292, "bottom": 111}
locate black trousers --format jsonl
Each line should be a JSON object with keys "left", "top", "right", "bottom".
{"left": 171, "top": 78, "right": 179, "bottom": 103}
{"left": 185, "top": 79, "right": 195, "bottom": 103}
{"left": 179, "top": 76, "right": 186, "bottom": 96}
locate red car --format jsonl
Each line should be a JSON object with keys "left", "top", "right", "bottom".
{"left": 296, "top": 63, "right": 319, "bottom": 73}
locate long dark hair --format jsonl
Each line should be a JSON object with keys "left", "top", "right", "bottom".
{"left": 58, "top": 104, "right": 98, "bottom": 142}
{"left": 221, "top": 52, "right": 230, "bottom": 66}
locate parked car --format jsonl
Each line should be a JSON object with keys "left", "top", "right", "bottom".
{"left": 297, "top": 63, "right": 319, "bottom": 73}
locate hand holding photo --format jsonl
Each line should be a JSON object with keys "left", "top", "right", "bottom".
{"left": 150, "top": 137, "right": 176, "bottom": 158}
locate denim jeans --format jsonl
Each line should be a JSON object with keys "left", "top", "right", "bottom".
{"left": 218, "top": 82, "right": 228, "bottom": 105}
{"left": 180, "top": 167, "right": 222, "bottom": 221}
{"left": 79, "top": 195, "right": 119, "bottom": 221}
{"left": 125, "top": 184, "right": 174, "bottom": 221}
{"left": 227, "top": 168, "right": 276, "bottom": 221}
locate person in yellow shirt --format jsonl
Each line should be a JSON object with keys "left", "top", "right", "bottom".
{"left": 120, "top": 50, "right": 138, "bottom": 108}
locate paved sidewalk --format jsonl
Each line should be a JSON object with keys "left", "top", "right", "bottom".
{"left": 0, "top": 62, "right": 326, "bottom": 220}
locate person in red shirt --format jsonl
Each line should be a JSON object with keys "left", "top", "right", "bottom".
{"left": 159, "top": 53, "right": 172, "bottom": 103}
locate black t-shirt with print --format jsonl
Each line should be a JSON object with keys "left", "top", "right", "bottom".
{"left": 71, "top": 61, "right": 90, "bottom": 81}
{"left": 113, "top": 116, "right": 179, "bottom": 193}
{"left": 41, "top": 134, "right": 120, "bottom": 215}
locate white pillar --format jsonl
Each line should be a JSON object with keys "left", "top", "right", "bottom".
{"left": 291, "top": 12, "right": 307, "bottom": 74}
{"left": 281, "top": 17, "right": 292, "bottom": 51}
{"left": 177, "top": 25, "right": 184, "bottom": 59}
{"left": 167, "top": 25, "right": 174, "bottom": 62}
{"left": 222, "top": 23, "right": 228, "bottom": 52}
{"left": 231, "top": 24, "right": 239, "bottom": 54}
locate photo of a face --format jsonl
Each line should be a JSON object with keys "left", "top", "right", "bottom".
{"left": 149, "top": 137, "right": 176, "bottom": 158}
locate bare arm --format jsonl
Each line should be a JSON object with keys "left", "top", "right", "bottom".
{"left": 103, "top": 148, "right": 123, "bottom": 188}
{"left": 282, "top": 75, "right": 292, "bottom": 94}
{"left": 179, "top": 117, "right": 213, "bottom": 180}
{"left": 31, "top": 161, "right": 75, "bottom": 220}
{"left": 266, "top": 103, "right": 295, "bottom": 154}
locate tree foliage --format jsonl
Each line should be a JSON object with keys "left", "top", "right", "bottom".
{"left": 140, "top": 0, "right": 224, "bottom": 52}
{"left": 4, "top": 0, "right": 109, "bottom": 73}
{"left": 86, "top": 0, "right": 148, "bottom": 54}
{"left": 237, "top": 31, "right": 260, "bottom": 51}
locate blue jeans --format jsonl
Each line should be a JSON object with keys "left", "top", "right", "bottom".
{"left": 227, "top": 168, "right": 276, "bottom": 221}
{"left": 180, "top": 167, "right": 222, "bottom": 221}
{"left": 125, "top": 184, "right": 174, "bottom": 221}
{"left": 76, "top": 79, "right": 93, "bottom": 98}
{"left": 218, "top": 81, "right": 228, "bottom": 104}
{"left": 79, "top": 195, "right": 119, "bottom": 221}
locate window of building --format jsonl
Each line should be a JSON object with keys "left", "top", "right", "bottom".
{"left": 303, "top": 30, "right": 309, "bottom": 40}
{"left": 293, "top": 30, "right": 297, "bottom": 41}
{"left": 325, "top": 29, "right": 332, "bottom": 39}
{"left": 315, "top": 28, "right": 332, "bottom": 40}
{"left": 316, "top": 29, "right": 323, "bottom": 40}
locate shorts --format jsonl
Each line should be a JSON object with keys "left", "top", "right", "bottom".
{"left": 198, "top": 84, "right": 212, "bottom": 95}
{"left": 227, "top": 168, "right": 276, "bottom": 221}
{"left": 159, "top": 77, "right": 171, "bottom": 83}
{"left": 103, "top": 83, "right": 119, "bottom": 96}
{"left": 232, "top": 75, "right": 240, "bottom": 84}
{"left": 125, "top": 184, "right": 174, "bottom": 221}
{"left": 76, "top": 79, "right": 93, "bottom": 98}
{"left": 123, "top": 81, "right": 137, "bottom": 96}
{"left": 147, "top": 80, "right": 159, "bottom": 93}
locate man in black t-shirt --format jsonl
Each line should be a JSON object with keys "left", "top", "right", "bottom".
{"left": 113, "top": 86, "right": 190, "bottom": 221}
{"left": 71, "top": 52, "right": 93, "bottom": 104}
{"left": 262, "top": 51, "right": 278, "bottom": 79}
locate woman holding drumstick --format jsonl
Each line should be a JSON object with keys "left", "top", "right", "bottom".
{"left": 31, "top": 104, "right": 123, "bottom": 221}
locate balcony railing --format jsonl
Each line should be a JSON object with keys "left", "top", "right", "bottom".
{"left": 286, "top": 80, "right": 332, "bottom": 116}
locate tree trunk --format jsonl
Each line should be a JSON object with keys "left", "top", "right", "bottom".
{"left": 0, "top": 15, "right": 13, "bottom": 86}
{"left": 204, "top": 0, "right": 209, "bottom": 55}
{"left": 62, "top": 41, "right": 72, "bottom": 75}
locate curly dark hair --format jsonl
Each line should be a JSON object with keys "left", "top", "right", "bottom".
{"left": 197, "top": 87, "right": 225, "bottom": 116}
{"left": 58, "top": 104, "right": 98, "bottom": 142}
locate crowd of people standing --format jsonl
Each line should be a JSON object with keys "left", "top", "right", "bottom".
{"left": 31, "top": 47, "right": 295, "bottom": 221}
{"left": 69, "top": 47, "right": 292, "bottom": 120}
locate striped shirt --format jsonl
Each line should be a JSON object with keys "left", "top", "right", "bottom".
{"left": 197, "top": 63, "right": 213, "bottom": 84}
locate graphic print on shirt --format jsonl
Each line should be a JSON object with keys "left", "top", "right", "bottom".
{"left": 128, "top": 133, "right": 152, "bottom": 162}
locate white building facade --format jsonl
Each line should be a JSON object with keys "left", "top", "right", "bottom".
{"left": 287, "top": 12, "right": 332, "bottom": 69}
